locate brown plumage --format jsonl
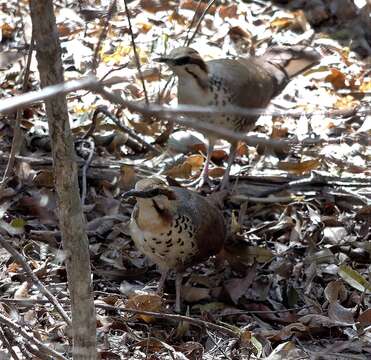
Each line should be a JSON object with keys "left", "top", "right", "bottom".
{"left": 123, "top": 178, "right": 225, "bottom": 312}
{"left": 155, "top": 46, "right": 320, "bottom": 188}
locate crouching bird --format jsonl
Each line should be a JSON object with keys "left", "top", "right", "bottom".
{"left": 155, "top": 45, "right": 320, "bottom": 189}
{"left": 123, "top": 178, "right": 226, "bottom": 312}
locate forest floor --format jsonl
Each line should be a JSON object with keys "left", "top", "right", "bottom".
{"left": 0, "top": 0, "right": 370, "bottom": 359}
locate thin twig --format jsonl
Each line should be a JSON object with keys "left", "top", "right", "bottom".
{"left": 0, "top": 35, "right": 34, "bottom": 188}
{"left": 80, "top": 138, "right": 95, "bottom": 205}
{"left": 184, "top": 0, "right": 203, "bottom": 46}
{"left": 24, "top": 342, "right": 51, "bottom": 360}
{"left": 0, "top": 236, "right": 71, "bottom": 325}
{"left": 123, "top": 0, "right": 149, "bottom": 104}
{"left": 91, "top": 0, "right": 117, "bottom": 73}
{"left": 0, "top": 313, "right": 67, "bottom": 360}
{"left": 206, "top": 329, "right": 233, "bottom": 360}
{"left": 1, "top": 75, "right": 367, "bottom": 119}
{"left": 0, "top": 76, "right": 100, "bottom": 114}
{"left": 96, "top": 303, "right": 238, "bottom": 337}
{"left": 93, "top": 106, "right": 161, "bottom": 154}
{"left": 0, "top": 297, "right": 238, "bottom": 337}
{"left": 187, "top": 0, "right": 218, "bottom": 46}
{"left": 0, "top": 326, "right": 20, "bottom": 360}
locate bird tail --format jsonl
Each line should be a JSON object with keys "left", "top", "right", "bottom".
{"left": 261, "top": 45, "right": 321, "bottom": 95}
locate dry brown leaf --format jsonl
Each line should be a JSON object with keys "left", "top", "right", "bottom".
{"left": 224, "top": 268, "right": 256, "bottom": 304}
{"left": 271, "top": 11, "right": 309, "bottom": 32}
{"left": 135, "top": 338, "right": 164, "bottom": 353}
{"left": 271, "top": 17, "right": 295, "bottom": 31}
{"left": 324, "top": 280, "right": 347, "bottom": 304}
{"left": 358, "top": 309, "right": 371, "bottom": 327}
{"left": 137, "top": 22, "right": 153, "bottom": 33}
{"left": 334, "top": 95, "right": 359, "bottom": 109}
{"left": 14, "top": 281, "right": 31, "bottom": 300}
{"left": 208, "top": 167, "right": 225, "bottom": 178}
{"left": 180, "top": 0, "right": 216, "bottom": 14}
{"left": 1, "top": 23, "right": 14, "bottom": 39}
{"left": 228, "top": 26, "right": 251, "bottom": 43}
{"left": 33, "top": 170, "right": 54, "bottom": 188}
{"left": 236, "top": 143, "right": 248, "bottom": 156}
{"left": 271, "top": 126, "right": 289, "bottom": 139}
{"left": 182, "top": 285, "right": 210, "bottom": 303}
{"left": 325, "top": 68, "right": 347, "bottom": 90}
{"left": 176, "top": 342, "right": 204, "bottom": 359}
{"left": 268, "top": 323, "right": 307, "bottom": 342}
{"left": 165, "top": 162, "right": 192, "bottom": 179}
{"left": 278, "top": 159, "right": 321, "bottom": 175}
{"left": 126, "top": 293, "right": 162, "bottom": 322}
{"left": 169, "top": 11, "right": 188, "bottom": 25}
{"left": 226, "top": 245, "right": 274, "bottom": 266}
{"left": 218, "top": 4, "right": 238, "bottom": 19}
{"left": 211, "top": 149, "right": 228, "bottom": 161}
{"left": 139, "top": 0, "right": 175, "bottom": 13}
{"left": 8, "top": 262, "right": 22, "bottom": 273}
{"left": 57, "top": 23, "right": 81, "bottom": 37}
{"left": 185, "top": 154, "right": 204, "bottom": 171}
{"left": 129, "top": 119, "right": 159, "bottom": 136}
{"left": 140, "top": 68, "right": 160, "bottom": 82}
{"left": 192, "top": 143, "right": 208, "bottom": 154}
{"left": 292, "top": 10, "right": 311, "bottom": 32}
{"left": 299, "top": 314, "right": 338, "bottom": 328}
{"left": 119, "top": 165, "right": 137, "bottom": 191}
{"left": 328, "top": 302, "right": 355, "bottom": 325}
{"left": 359, "top": 80, "right": 371, "bottom": 93}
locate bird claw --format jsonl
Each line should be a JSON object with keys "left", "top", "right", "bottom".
{"left": 187, "top": 175, "right": 214, "bottom": 190}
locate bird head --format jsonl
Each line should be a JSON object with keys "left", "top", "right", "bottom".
{"left": 123, "top": 178, "right": 177, "bottom": 218}
{"left": 154, "top": 47, "right": 208, "bottom": 79}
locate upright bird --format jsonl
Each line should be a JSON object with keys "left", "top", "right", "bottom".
{"left": 155, "top": 46, "right": 320, "bottom": 188}
{"left": 123, "top": 178, "right": 226, "bottom": 312}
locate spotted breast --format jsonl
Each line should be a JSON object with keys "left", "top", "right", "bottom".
{"left": 123, "top": 178, "right": 226, "bottom": 311}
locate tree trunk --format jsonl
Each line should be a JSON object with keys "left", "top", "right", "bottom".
{"left": 29, "top": 1, "right": 97, "bottom": 358}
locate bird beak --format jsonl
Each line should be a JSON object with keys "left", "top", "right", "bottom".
{"left": 122, "top": 189, "right": 150, "bottom": 200}
{"left": 153, "top": 56, "right": 172, "bottom": 64}
{"left": 122, "top": 188, "right": 175, "bottom": 200}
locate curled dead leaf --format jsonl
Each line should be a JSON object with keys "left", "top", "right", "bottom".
{"left": 324, "top": 280, "right": 347, "bottom": 304}
{"left": 185, "top": 154, "right": 204, "bottom": 171}
{"left": 180, "top": 0, "right": 216, "bottom": 14}
{"left": 33, "top": 170, "right": 55, "bottom": 188}
{"left": 328, "top": 302, "right": 355, "bottom": 325}
{"left": 140, "top": 0, "right": 175, "bottom": 13}
{"left": 208, "top": 167, "right": 225, "bottom": 178}
{"left": 138, "top": 68, "right": 160, "bottom": 82}
{"left": 278, "top": 158, "right": 321, "bottom": 175}
{"left": 211, "top": 149, "right": 228, "bottom": 161}
{"left": 358, "top": 309, "right": 371, "bottom": 327}
{"left": 325, "top": 68, "right": 347, "bottom": 90}
{"left": 126, "top": 293, "right": 162, "bottom": 323}
{"left": 182, "top": 285, "right": 210, "bottom": 303}
{"left": 165, "top": 162, "right": 193, "bottom": 179}
{"left": 218, "top": 4, "right": 238, "bottom": 19}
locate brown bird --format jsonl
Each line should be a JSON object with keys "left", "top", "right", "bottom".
{"left": 123, "top": 178, "right": 226, "bottom": 312}
{"left": 155, "top": 45, "right": 320, "bottom": 188}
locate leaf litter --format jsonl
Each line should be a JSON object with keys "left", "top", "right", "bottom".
{"left": 0, "top": 0, "right": 370, "bottom": 359}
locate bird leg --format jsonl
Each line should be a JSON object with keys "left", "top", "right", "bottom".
{"left": 175, "top": 272, "right": 183, "bottom": 313}
{"left": 219, "top": 142, "right": 238, "bottom": 190}
{"left": 189, "top": 140, "right": 215, "bottom": 189}
{"left": 157, "top": 269, "right": 169, "bottom": 294}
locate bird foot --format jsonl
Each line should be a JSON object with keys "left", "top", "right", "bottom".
{"left": 188, "top": 175, "right": 214, "bottom": 191}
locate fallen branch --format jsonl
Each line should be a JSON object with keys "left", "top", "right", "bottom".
{"left": 0, "top": 313, "right": 67, "bottom": 360}
{"left": 0, "top": 236, "right": 71, "bottom": 325}
{"left": 96, "top": 303, "right": 238, "bottom": 337}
